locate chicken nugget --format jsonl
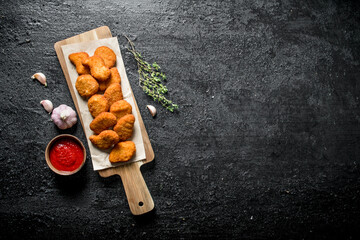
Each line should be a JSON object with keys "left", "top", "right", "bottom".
{"left": 69, "top": 52, "right": 90, "bottom": 75}
{"left": 75, "top": 74, "right": 99, "bottom": 97}
{"left": 104, "top": 83, "right": 123, "bottom": 107}
{"left": 89, "top": 112, "right": 117, "bottom": 134}
{"left": 109, "top": 141, "right": 136, "bottom": 163}
{"left": 94, "top": 46, "right": 116, "bottom": 68}
{"left": 110, "top": 100, "right": 132, "bottom": 120}
{"left": 83, "top": 56, "right": 110, "bottom": 81}
{"left": 99, "top": 67, "right": 121, "bottom": 91}
{"left": 113, "top": 114, "right": 135, "bottom": 141}
{"left": 88, "top": 94, "right": 109, "bottom": 118}
{"left": 89, "top": 130, "right": 119, "bottom": 149}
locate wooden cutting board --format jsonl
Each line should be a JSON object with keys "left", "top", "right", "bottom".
{"left": 54, "top": 26, "right": 155, "bottom": 215}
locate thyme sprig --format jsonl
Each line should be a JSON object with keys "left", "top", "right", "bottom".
{"left": 124, "top": 35, "right": 178, "bottom": 112}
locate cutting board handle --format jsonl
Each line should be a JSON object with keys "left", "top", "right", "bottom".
{"left": 117, "top": 163, "right": 154, "bottom": 215}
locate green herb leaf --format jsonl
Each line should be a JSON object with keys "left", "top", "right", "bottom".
{"left": 124, "top": 35, "right": 178, "bottom": 112}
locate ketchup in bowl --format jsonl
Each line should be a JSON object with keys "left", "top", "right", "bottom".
{"left": 45, "top": 134, "right": 86, "bottom": 175}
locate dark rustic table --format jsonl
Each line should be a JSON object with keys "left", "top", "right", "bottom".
{"left": 1, "top": 0, "right": 360, "bottom": 239}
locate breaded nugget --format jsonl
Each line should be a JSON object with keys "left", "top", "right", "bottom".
{"left": 89, "top": 112, "right": 117, "bottom": 134}
{"left": 99, "top": 67, "right": 121, "bottom": 91}
{"left": 94, "top": 46, "right": 116, "bottom": 68}
{"left": 110, "top": 100, "right": 132, "bottom": 120}
{"left": 104, "top": 83, "right": 123, "bottom": 107}
{"left": 109, "top": 141, "right": 136, "bottom": 163}
{"left": 113, "top": 114, "right": 135, "bottom": 141}
{"left": 88, "top": 94, "right": 109, "bottom": 118}
{"left": 89, "top": 130, "right": 119, "bottom": 149}
{"left": 75, "top": 74, "right": 99, "bottom": 97}
{"left": 83, "top": 56, "right": 111, "bottom": 81}
{"left": 69, "top": 52, "right": 90, "bottom": 75}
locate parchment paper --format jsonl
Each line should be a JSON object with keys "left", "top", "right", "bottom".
{"left": 61, "top": 37, "right": 146, "bottom": 171}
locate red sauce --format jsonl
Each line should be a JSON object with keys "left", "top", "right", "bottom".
{"left": 49, "top": 138, "right": 84, "bottom": 172}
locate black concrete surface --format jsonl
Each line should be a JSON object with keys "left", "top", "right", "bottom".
{"left": 1, "top": 0, "right": 360, "bottom": 239}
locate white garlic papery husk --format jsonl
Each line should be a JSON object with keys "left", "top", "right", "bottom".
{"left": 146, "top": 105, "right": 157, "bottom": 117}
{"left": 51, "top": 104, "right": 77, "bottom": 130}
{"left": 31, "top": 72, "right": 47, "bottom": 87}
{"left": 40, "top": 100, "right": 53, "bottom": 113}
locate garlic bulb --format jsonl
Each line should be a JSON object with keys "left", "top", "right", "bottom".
{"left": 51, "top": 104, "right": 77, "bottom": 129}
{"left": 146, "top": 105, "right": 157, "bottom": 117}
{"left": 31, "top": 72, "right": 47, "bottom": 87}
{"left": 40, "top": 100, "right": 53, "bottom": 113}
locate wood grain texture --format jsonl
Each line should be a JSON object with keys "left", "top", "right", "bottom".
{"left": 54, "top": 26, "right": 154, "bottom": 215}
{"left": 99, "top": 161, "right": 154, "bottom": 215}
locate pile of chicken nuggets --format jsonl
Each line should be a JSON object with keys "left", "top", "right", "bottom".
{"left": 69, "top": 46, "right": 136, "bottom": 163}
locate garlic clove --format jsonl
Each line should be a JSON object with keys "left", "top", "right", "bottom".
{"left": 40, "top": 100, "right": 53, "bottom": 114}
{"left": 65, "top": 110, "right": 77, "bottom": 126}
{"left": 31, "top": 72, "right": 47, "bottom": 87}
{"left": 146, "top": 105, "right": 157, "bottom": 117}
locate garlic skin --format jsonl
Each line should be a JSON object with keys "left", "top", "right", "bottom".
{"left": 146, "top": 105, "right": 157, "bottom": 117}
{"left": 51, "top": 104, "right": 77, "bottom": 130}
{"left": 40, "top": 100, "right": 53, "bottom": 113}
{"left": 31, "top": 72, "right": 47, "bottom": 87}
